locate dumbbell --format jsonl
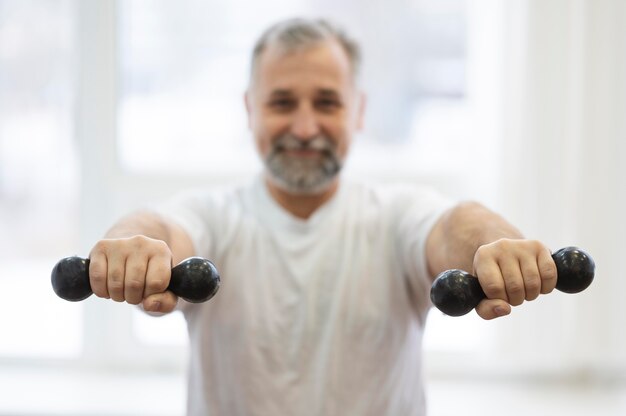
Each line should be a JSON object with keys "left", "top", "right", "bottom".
{"left": 430, "top": 247, "right": 595, "bottom": 316}
{"left": 51, "top": 256, "right": 220, "bottom": 303}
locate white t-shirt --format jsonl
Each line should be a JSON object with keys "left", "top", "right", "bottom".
{"left": 157, "top": 176, "right": 453, "bottom": 416}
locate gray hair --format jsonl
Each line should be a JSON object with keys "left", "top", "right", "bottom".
{"left": 249, "top": 18, "right": 362, "bottom": 83}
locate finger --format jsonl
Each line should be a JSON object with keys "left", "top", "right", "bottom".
{"left": 500, "top": 259, "right": 525, "bottom": 306}
{"left": 124, "top": 256, "right": 147, "bottom": 305}
{"left": 474, "top": 257, "right": 508, "bottom": 302}
{"left": 475, "top": 298, "right": 511, "bottom": 320}
{"left": 519, "top": 256, "right": 542, "bottom": 301}
{"left": 88, "top": 250, "right": 110, "bottom": 299}
{"left": 144, "top": 254, "right": 172, "bottom": 298}
{"left": 142, "top": 292, "right": 178, "bottom": 314}
{"left": 107, "top": 251, "right": 127, "bottom": 302}
{"left": 538, "top": 248, "right": 558, "bottom": 294}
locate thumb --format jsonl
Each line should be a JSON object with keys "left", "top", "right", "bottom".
{"left": 142, "top": 291, "right": 178, "bottom": 314}
{"left": 475, "top": 298, "right": 511, "bottom": 320}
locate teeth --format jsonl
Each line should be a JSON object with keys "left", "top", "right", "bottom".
{"left": 274, "top": 134, "right": 334, "bottom": 152}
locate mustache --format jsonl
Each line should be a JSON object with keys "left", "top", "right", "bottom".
{"left": 272, "top": 134, "right": 335, "bottom": 153}
{"left": 264, "top": 133, "right": 343, "bottom": 194}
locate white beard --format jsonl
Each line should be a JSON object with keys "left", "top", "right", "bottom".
{"left": 264, "top": 134, "right": 342, "bottom": 195}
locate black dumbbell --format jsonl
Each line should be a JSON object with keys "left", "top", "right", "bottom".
{"left": 430, "top": 247, "right": 595, "bottom": 316}
{"left": 51, "top": 256, "right": 220, "bottom": 303}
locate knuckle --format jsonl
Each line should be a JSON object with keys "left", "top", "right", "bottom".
{"left": 108, "top": 279, "right": 125, "bottom": 292}
{"left": 477, "top": 239, "right": 512, "bottom": 260}
{"left": 540, "top": 264, "right": 557, "bottom": 280}
{"left": 506, "top": 282, "right": 524, "bottom": 297}
{"left": 524, "top": 282, "right": 541, "bottom": 299}
{"left": 497, "top": 238, "right": 515, "bottom": 250}
{"left": 125, "top": 295, "right": 142, "bottom": 305}
{"left": 496, "top": 238, "right": 515, "bottom": 253}
{"left": 109, "top": 288, "right": 125, "bottom": 302}
{"left": 92, "top": 239, "right": 109, "bottom": 253}
{"left": 146, "top": 277, "right": 168, "bottom": 293}
{"left": 525, "top": 292, "right": 539, "bottom": 301}
{"left": 525, "top": 279, "right": 541, "bottom": 293}
{"left": 528, "top": 239, "right": 543, "bottom": 250}
{"left": 475, "top": 244, "right": 493, "bottom": 259}
{"left": 128, "top": 234, "right": 150, "bottom": 248}
{"left": 126, "top": 278, "right": 144, "bottom": 292}
{"left": 127, "top": 235, "right": 169, "bottom": 253}
{"left": 153, "top": 238, "right": 169, "bottom": 250}
{"left": 109, "top": 268, "right": 124, "bottom": 283}
{"left": 481, "top": 281, "right": 503, "bottom": 298}
{"left": 127, "top": 262, "right": 146, "bottom": 278}
{"left": 152, "top": 241, "right": 172, "bottom": 258}
{"left": 90, "top": 267, "right": 106, "bottom": 285}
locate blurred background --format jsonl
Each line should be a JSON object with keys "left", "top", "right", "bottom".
{"left": 0, "top": 0, "right": 624, "bottom": 414}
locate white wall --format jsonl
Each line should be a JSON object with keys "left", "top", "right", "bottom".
{"left": 497, "top": 0, "right": 626, "bottom": 378}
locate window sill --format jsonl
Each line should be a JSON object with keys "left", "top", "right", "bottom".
{"left": 0, "top": 366, "right": 185, "bottom": 416}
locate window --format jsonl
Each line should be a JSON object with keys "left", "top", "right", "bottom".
{"left": 0, "top": 0, "right": 493, "bottom": 373}
{"left": 0, "top": 0, "right": 82, "bottom": 359}
{"left": 118, "top": 0, "right": 468, "bottom": 174}
{"left": 117, "top": 0, "right": 488, "bottom": 355}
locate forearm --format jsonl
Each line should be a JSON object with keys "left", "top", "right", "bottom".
{"left": 102, "top": 211, "right": 194, "bottom": 265}
{"left": 426, "top": 201, "right": 523, "bottom": 277}
{"left": 104, "top": 211, "right": 172, "bottom": 242}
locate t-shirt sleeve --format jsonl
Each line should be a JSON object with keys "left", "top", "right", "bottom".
{"left": 151, "top": 188, "right": 225, "bottom": 314}
{"left": 151, "top": 188, "right": 218, "bottom": 260}
{"left": 394, "top": 185, "right": 456, "bottom": 320}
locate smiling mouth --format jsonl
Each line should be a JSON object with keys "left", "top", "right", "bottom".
{"left": 283, "top": 148, "right": 323, "bottom": 158}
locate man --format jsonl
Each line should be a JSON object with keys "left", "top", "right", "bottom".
{"left": 88, "top": 18, "right": 557, "bottom": 415}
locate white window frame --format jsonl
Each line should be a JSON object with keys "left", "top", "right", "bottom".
{"left": 74, "top": 0, "right": 502, "bottom": 375}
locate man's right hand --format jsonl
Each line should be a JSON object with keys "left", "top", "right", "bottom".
{"left": 88, "top": 235, "right": 179, "bottom": 313}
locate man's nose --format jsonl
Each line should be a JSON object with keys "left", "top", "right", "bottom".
{"left": 290, "top": 105, "right": 320, "bottom": 140}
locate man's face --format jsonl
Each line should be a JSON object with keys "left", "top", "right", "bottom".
{"left": 245, "top": 39, "right": 365, "bottom": 195}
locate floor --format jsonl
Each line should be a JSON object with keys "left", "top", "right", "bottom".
{"left": 427, "top": 376, "right": 626, "bottom": 416}
{"left": 0, "top": 366, "right": 625, "bottom": 415}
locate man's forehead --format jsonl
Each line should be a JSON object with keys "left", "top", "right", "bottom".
{"left": 253, "top": 40, "right": 354, "bottom": 85}
{"left": 261, "top": 38, "right": 348, "bottom": 62}
{"left": 269, "top": 88, "right": 342, "bottom": 97}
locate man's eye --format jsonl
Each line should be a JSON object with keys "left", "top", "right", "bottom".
{"left": 269, "top": 99, "right": 294, "bottom": 109}
{"left": 316, "top": 99, "right": 341, "bottom": 110}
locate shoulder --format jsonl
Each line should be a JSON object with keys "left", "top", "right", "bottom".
{"left": 161, "top": 180, "right": 253, "bottom": 213}
{"left": 343, "top": 178, "right": 452, "bottom": 211}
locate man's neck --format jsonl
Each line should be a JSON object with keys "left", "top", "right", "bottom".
{"left": 264, "top": 176, "right": 339, "bottom": 219}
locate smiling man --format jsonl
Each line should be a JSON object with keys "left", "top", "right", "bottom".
{"left": 246, "top": 24, "right": 365, "bottom": 215}
{"left": 87, "top": 18, "right": 558, "bottom": 415}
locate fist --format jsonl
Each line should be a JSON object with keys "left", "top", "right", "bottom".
{"left": 88, "top": 235, "right": 178, "bottom": 313}
{"left": 473, "top": 239, "right": 558, "bottom": 320}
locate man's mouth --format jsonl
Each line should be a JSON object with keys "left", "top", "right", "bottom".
{"left": 283, "top": 147, "right": 322, "bottom": 158}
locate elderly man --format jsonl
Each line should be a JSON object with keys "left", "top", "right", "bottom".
{"left": 87, "top": 18, "right": 557, "bottom": 415}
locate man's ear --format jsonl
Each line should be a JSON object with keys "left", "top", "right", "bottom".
{"left": 244, "top": 90, "right": 252, "bottom": 129}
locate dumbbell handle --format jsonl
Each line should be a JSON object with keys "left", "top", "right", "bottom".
{"left": 51, "top": 256, "right": 220, "bottom": 303}
{"left": 430, "top": 247, "right": 595, "bottom": 316}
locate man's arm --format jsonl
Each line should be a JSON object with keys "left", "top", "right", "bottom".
{"left": 426, "top": 201, "right": 558, "bottom": 320}
{"left": 88, "top": 211, "right": 195, "bottom": 314}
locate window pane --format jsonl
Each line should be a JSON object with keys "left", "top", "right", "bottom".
{"left": 118, "top": 0, "right": 467, "bottom": 173}
{"left": 0, "top": 0, "right": 81, "bottom": 358}
{"left": 118, "top": 0, "right": 312, "bottom": 174}
{"left": 120, "top": 0, "right": 485, "bottom": 353}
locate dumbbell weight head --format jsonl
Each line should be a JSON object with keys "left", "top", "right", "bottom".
{"left": 51, "top": 256, "right": 92, "bottom": 302}
{"left": 51, "top": 256, "right": 220, "bottom": 303}
{"left": 430, "top": 246, "right": 595, "bottom": 316}
{"left": 552, "top": 247, "right": 595, "bottom": 293}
